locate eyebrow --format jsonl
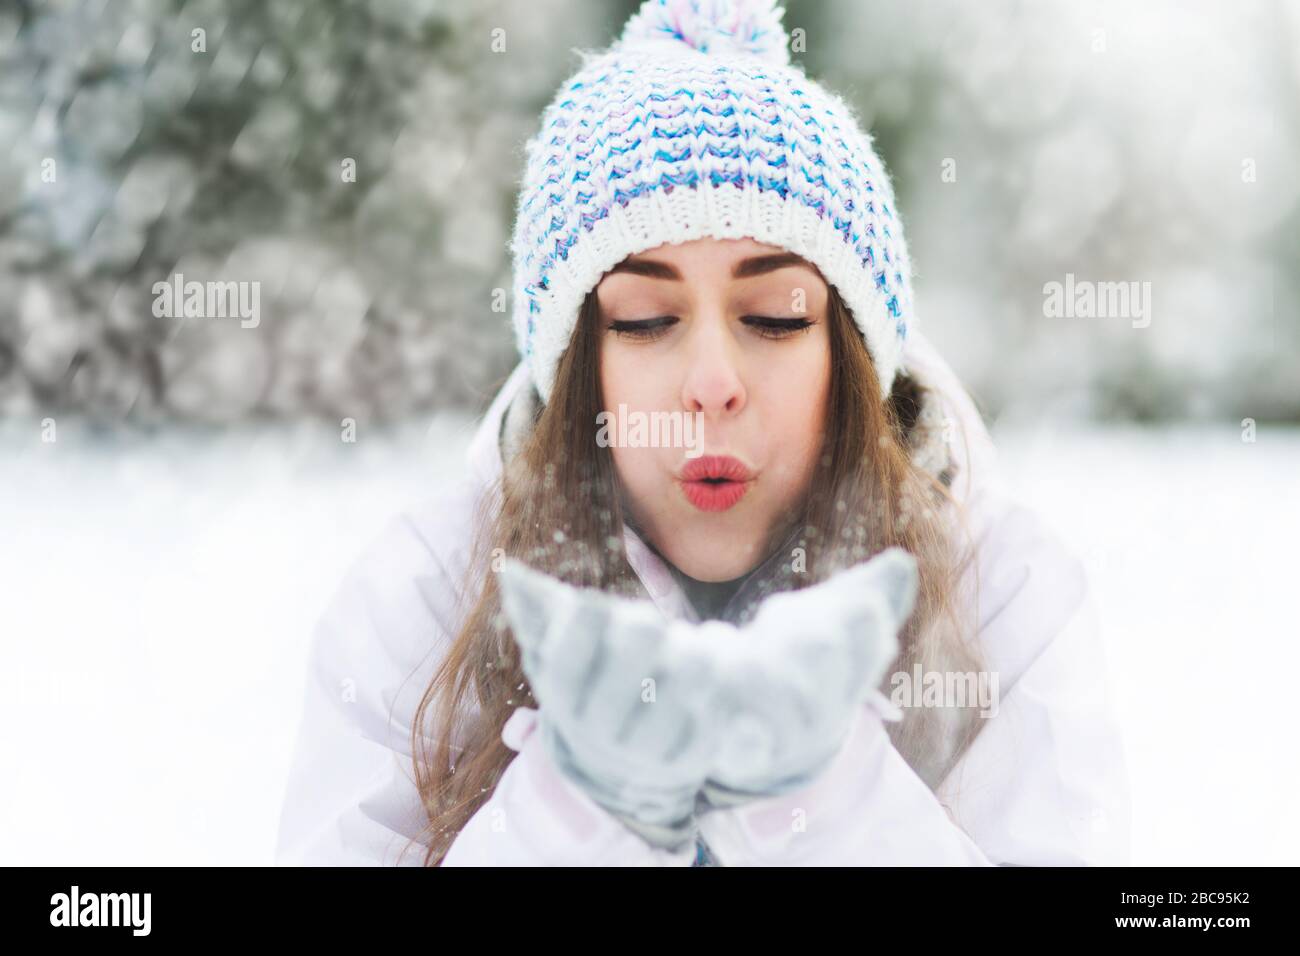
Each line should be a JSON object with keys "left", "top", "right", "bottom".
{"left": 606, "top": 252, "right": 812, "bottom": 281}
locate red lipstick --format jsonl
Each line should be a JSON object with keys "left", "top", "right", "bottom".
{"left": 677, "top": 455, "right": 754, "bottom": 512}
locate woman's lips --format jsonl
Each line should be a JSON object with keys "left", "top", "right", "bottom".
{"left": 677, "top": 455, "right": 754, "bottom": 512}
{"left": 681, "top": 479, "right": 750, "bottom": 511}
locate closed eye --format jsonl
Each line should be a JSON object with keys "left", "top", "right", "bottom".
{"left": 742, "top": 316, "right": 816, "bottom": 339}
{"left": 605, "top": 315, "right": 816, "bottom": 341}
{"left": 607, "top": 316, "right": 678, "bottom": 340}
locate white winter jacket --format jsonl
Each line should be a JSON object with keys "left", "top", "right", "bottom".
{"left": 274, "top": 328, "right": 1132, "bottom": 866}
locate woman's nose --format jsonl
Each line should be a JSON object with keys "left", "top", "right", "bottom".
{"left": 680, "top": 316, "right": 746, "bottom": 416}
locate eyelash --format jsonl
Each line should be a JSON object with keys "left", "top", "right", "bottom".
{"left": 606, "top": 316, "right": 815, "bottom": 341}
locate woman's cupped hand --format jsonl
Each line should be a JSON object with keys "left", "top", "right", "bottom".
{"left": 496, "top": 546, "right": 919, "bottom": 850}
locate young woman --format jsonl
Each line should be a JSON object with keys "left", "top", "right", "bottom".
{"left": 275, "top": 0, "right": 1130, "bottom": 866}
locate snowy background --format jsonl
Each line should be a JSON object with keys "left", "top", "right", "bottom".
{"left": 1, "top": 0, "right": 1296, "bottom": 864}
{"left": 2, "top": 419, "right": 1297, "bottom": 866}
{"left": 1, "top": 0, "right": 1295, "bottom": 422}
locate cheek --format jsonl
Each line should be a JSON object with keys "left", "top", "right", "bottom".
{"left": 600, "top": 341, "right": 666, "bottom": 415}
{"left": 754, "top": 339, "right": 831, "bottom": 491}
{"left": 600, "top": 345, "right": 676, "bottom": 493}
{"left": 763, "top": 397, "right": 825, "bottom": 490}
{"left": 601, "top": 338, "right": 649, "bottom": 404}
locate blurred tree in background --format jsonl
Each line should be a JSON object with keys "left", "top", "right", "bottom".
{"left": 0, "top": 0, "right": 1294, "bottom": 426}
{"left": 0, "top": 0, "right": 636, "bottom": 424}
{"left": 801, "top": 0, "right": 1298, "bottom": 425}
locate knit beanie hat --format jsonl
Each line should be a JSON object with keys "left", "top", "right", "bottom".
{"left": 509, "top": 0, "right": 915, "bottom": 406}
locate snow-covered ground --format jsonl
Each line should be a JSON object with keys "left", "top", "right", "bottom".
{"left": 1, "top": 417, "right": 1296, "bottom": 865}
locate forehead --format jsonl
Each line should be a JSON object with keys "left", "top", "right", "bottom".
{"left": 591, "top": 243, "right": 832, "bottom": 320}
{"left": 601, "top": 238, "right": 825, "bottom": 289}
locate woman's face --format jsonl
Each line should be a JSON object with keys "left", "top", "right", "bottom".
{"left": 596, "top": 237, "right": 832, "bottom": 582}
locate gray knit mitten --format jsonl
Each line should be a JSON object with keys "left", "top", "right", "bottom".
{"left": 698, "top": 548, "right": 918, "bottom": 810}
{"left": 498, "top": 559, "right": 726, "bottom": 851}
{"left": 496, "top": 547, "right": 919, "bottom": 848}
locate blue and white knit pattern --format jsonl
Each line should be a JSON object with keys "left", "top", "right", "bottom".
{"left": 509, "top": 0, "right": 915, "bottom": 404}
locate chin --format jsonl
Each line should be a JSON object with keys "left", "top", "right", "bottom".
{"left": 663, "top": 534, "right": 767, "bottom": 582}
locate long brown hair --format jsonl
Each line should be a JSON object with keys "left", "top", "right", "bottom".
{"left": 404, "top": 282, "right": 987, "bottom": 865}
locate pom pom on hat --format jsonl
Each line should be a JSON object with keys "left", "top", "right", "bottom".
{"left": 616, "top": 0, "right": 791, "bottom": 66}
